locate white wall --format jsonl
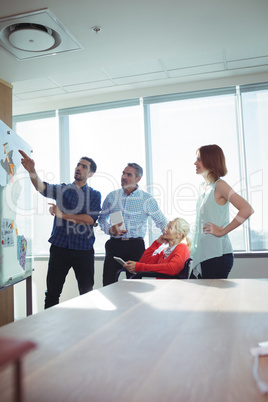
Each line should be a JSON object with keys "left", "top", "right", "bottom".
{"left": 14, "top": 255, "right": 268, "bottom": 320}
{"left": 14, "top": 258, "right": 103, "bottom": 319}
{"left": 229, "top": 257, "right": 268, "bottom": 279}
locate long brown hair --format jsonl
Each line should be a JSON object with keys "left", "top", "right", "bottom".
{"left": 198, "top": 144, "right": 227, "bottom": 182}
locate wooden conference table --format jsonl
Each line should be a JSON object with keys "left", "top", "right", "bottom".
{"left": 0, "top": 279, "right": 268, "bottom": 402}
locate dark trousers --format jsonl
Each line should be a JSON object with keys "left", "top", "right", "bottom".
{"left": 190, "top": 253, "right": 234, "bottom": 279}
{"left": 103, "top": 237, "right": 145, "bottom": 286}
{"left": 45, "top": 244, "right": 95, "bottom": 309}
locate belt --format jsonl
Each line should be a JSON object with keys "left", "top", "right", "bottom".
{"left": 112, "top": 237, "right": 143, "bottom": 241}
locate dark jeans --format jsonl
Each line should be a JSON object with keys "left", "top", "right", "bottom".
{"left": 45, "top": 244, "right": 94, "bottom": 309}
{"left": 190, "top": 253, "right": 234, "bottom": 279}
{"left": 103, "top": 237, "right": 145, "bottom": 286}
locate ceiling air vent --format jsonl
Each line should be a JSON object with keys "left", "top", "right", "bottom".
{"left": 0, "top": 9, "right": 82, "bottom": 60}
{"left": 7, "top": 23, "right": 59, "bottom": 52}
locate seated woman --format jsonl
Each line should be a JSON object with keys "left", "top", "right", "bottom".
{"left": 124, "top": 218, "right": 191, "bottom": 276}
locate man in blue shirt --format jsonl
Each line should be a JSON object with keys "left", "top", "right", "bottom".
{"left": 99, "top": 163, "right": 167, "bottom": 286}
{"left": 19, "top": 150, "right": 101, "bottom": 308}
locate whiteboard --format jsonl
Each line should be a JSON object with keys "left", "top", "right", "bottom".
{"left": 0, "top": 119, "right": 33, "bottom": 288}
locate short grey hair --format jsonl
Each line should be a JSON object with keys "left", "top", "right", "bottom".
{"left": 128, "top": 163, "right": 143, "bottom": 178}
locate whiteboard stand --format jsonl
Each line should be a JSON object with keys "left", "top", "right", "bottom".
{"left": 25, "top": 275, "right": 32, "bottom": 316}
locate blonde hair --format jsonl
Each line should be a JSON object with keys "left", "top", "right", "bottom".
{"left": 172, "top": 217, "right": 191, "bottom": 251}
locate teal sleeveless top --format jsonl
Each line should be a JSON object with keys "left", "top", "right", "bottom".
{"left": 190, "top": 179, "right": 233, "bottom": 276}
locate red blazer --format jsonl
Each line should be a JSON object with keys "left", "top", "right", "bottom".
{"left": 135, "top": 240, "right": 190, "bottom": 276}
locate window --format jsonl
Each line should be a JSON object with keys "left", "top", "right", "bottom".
{"left": 14, "top": 115, "right": 59, "bottom": 255}
{"left": 68, "top": 104, "right": 145, "bottom": 253}
{"left": 147, "top": 92, "right": 246, "bottom": 250}
{"left": 241, "top": 87, "right": 268, "bottom": 250}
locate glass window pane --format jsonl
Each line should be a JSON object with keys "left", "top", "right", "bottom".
{"left": 15, "top": 117, "right": 59, "bottom": 255}
{"left": 69, "top": 105, "right": 145, "bottom": 253}
{"left": 242, "top": 89, "right": 268, "bottom": 251}
{"left": 149, "top": 94, "right": 246, "bottom": 251}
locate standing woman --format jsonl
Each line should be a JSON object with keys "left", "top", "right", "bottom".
{"left": 190, "top": 144, "right": 254, "bottom": 279}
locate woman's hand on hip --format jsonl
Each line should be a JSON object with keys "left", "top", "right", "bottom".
{"left": 203, "top": 223, "right": 224, "bottom": 237}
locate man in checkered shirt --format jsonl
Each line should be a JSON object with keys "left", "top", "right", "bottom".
{"left": 19, "top": 150, "right": 101, "bottom": 308}
{"left": 99, "top": 163, "right": 167, "bottom": 286}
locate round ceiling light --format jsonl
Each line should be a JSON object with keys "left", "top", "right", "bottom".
{"left": 8, "top": 23, "right": 55, "bottom": 52}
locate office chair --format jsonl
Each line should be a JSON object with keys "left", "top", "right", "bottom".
{"left": 115, "top": 258, "right": 192, "bottom": 282}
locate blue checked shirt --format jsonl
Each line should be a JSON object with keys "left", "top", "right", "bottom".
{"left": 41, "top": 182, "right": 101, "bottom": 250}
{"left": 98, "top": 187, "right": 167, "bottom": 238}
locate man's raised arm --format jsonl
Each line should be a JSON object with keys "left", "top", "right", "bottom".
{"left": 19, "top": 150, "right": 46, "bottom": 193}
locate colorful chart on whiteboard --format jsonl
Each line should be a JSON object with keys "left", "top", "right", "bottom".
{"left": 0, "top": 119, "right": 32, "bottom": 288}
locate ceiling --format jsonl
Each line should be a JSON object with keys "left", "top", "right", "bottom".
{"left": 0, "top": 0, "right": 268, "bottom": 115}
